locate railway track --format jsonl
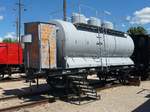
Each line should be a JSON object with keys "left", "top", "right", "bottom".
{"left": 0, "top": 89, "right": 50, "bottom": 101}
{"left": 0, "top": 80, "right": 129, "bottom": 111}
{"left": 0, "top": 76, "right": 44, "bottom": 83}
{"left": 0, "top": 98, "right": 51, "bottom": 112}
{"left": 0, "top": 89, "right": 55, "bottom": 112}
{"left": 0, "top": 77, "right": 25, "bottom": 83}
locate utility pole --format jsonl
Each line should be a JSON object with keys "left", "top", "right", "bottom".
{"left": 15, "top": 0, "right": 24, "bottom": 43}
{"left": 18, "top": 0, "right": 21, "bottom": 43}
{"left": 15, "top": 0, "right": 25, "bottom": 64}
{"left": 63, "top": 0, "right": 67, "bottom": 21}
{"left": 16, "top": 17, "right": 19, "bottom": 41}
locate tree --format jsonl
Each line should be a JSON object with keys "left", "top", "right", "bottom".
{"left": 127, "top": 26, "right": 148, "bottom": 35}
{"left": 2, "top": 38, "right": 17, "bottom": 43}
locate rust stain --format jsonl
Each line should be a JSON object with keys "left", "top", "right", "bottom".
{"left": 41, "top": 24, "right": 56, "bottom": 68}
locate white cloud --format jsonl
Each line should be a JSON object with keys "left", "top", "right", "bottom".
{"left": 4, "top": 32, "right": 16, "bottom": 39}
{"left": 129, "top": 7, "right": 150, "bottom": 25}
{"left": 126, "top": 16, "right": 131, "bottom": 21}
{"left": 104, "top": 11, "right": 111, "bottom": 15}
{"left": 0, "top": 32, "right": 17, "bottom": 41}
{"left": 121, "top": 23, "right": 126, "bottom": 27}
{"left": 0, "top": 15, "right": 4, "bottom": 21}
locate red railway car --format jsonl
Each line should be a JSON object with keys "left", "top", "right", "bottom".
{"left": 0, "top": 43, "right": 23, "bottom": 79}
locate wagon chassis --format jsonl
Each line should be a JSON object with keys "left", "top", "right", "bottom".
{"left": 25, "top": 64, "right": 138, "bottom": 104}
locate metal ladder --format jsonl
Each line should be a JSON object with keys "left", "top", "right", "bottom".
{"left": 97, "top": 25, "right": 103, "bottom": 71}
{"left": 97, "top": 25, "right": 110, "bottom": 72}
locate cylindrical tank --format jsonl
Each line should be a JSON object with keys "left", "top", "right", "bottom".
{"left": 71, "top": 13, "right": 87, "bottom": 24}
{"left": 88, "top": 17, "right": 101, "bottom": 26}
{"left": 102, "top": 21, "right": 114, "bottom": 29}
{"left": 50, "top": 20, "right": 134, "bottom": 68}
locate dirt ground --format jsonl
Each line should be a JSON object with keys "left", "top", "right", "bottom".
{"left": 0, "top": 78, "right": 149, "bottom": 112}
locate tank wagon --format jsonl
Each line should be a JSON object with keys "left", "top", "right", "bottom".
{"left": 131, "top": 34, "right": 150, "bottom": 80}
{"left": 22, "top": 13, "right": 137, "bottom": 101}
{"left": 23, "top": 14, "right": 134, "bottom": 83}
{"left": 0, "top": 43, "right": 23, "bottom": 79}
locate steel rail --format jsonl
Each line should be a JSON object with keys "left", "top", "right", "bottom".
{"left": 0, "top": 98, "right": 54, "bottom": 112}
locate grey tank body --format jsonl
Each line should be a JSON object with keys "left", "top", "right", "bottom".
{"left": 50, "top": 20, "right": 134, "bottom": 69}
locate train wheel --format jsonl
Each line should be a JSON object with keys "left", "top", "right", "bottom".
{"left": 8, "top": 67, "right": 12, "bottom": 78}
{"left": 0, "top": 73, "right": 4, "bottom": 80}
{"left": 46, "top": 76, "right": 55, "bottom": 88}
{"left": 97, "top": 75, "right": 102, "bottom": 81}
{"left": 119, "top": 79, "right": 127, "bottom": 85}
{"left": 97, "top": 72, "right": 106, "bottom": 81}
{"left": 118, "top": 74, "right": 129, "bottom": 85}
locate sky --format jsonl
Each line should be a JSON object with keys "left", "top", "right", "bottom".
{"left": 0, "top": 0, "right": 150, "bottom": 41}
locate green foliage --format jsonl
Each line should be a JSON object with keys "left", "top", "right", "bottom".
{"left": 127, "top": 26, "right": 148, "bottom": 35}
{"left": 2, "top": 38, "right": 17, "bottom": 43}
